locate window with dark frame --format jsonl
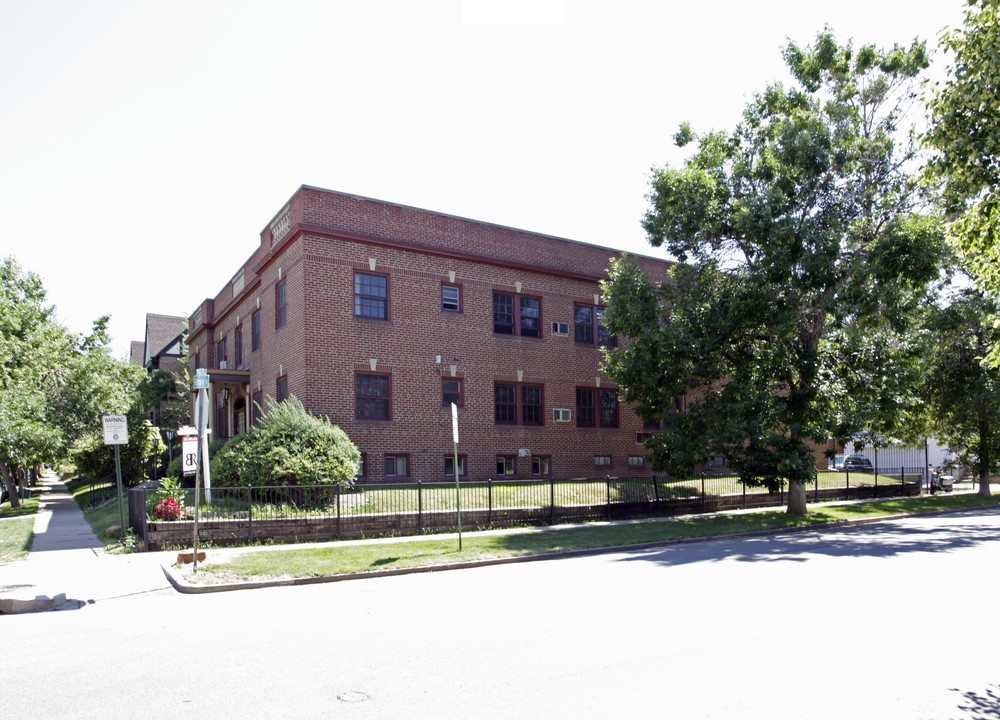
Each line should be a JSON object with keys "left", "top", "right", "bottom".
{"left": 493, "top": 292, "right": 542, "bottom": 337}
{"left": 251, "top": 311, "right": 261, "bottom": 352}
{"left": 594, "top": 455, "right": 612, "bottom": 467}
{"left": 277, "top": 375, "right": 288, "bottom": 403}
{"left": 495, "top": 382, "right": 544, "bottom": 425}
{"left": 493, "top": 292, "right": 514, "bottom": 334}
{"left": 444, "top": 455, "right": 466, "bottom": 477}
{"left": 442, "top": 379, "right": 462, "bottom": 407}
{"left": 599, "top": 390, "right": 619, "bottom": 428}
{"left": 233, "top": 326, "right": 243, "bottom": 369}
{"left": 355, "top": 272, "right": 388, "bottom": 320}
{"left": 521, "top": 385, "right": 543, "bottom": 425}
{"left": 216, "top": 338, "right": 227, "bottom": 367}
{"left": 574, "top": 304, "right": 594, "bottom": 343}
{"left": 356, "top": 453, "right": 367, "bottom": 478}
{"left": 385, "top": 455, "right": 408, "bottom": 477}
{"left": 356, "top": 373, "right": 390, "bottom": 420}
{"left": 519, "top": 296, "right": 540, "bottom": 337}
{"left": 596, "top": 308, "right": 616, "bottom": 347}
{"left": 494, "top": 383, "right": 517, "bottom": 424}
{"left": 275, "top": 280, "right": 287, "bottom": 329}
{"left": 442, "top": 284, "right": 461, "bottom": 312}
{"left": 575, "top": 303, "right": 615, "bottom": 347}
{"left": 577, "top": 388, "right": 618, "bottom": 428}
{"left": 576, "top": 388, "right": 596, "bottom": 427}
{"left": 496, "top": 456, "right": 516, "bottom": 476}
{"left": 531, "top": 456, "right": 551, "bottom": 476}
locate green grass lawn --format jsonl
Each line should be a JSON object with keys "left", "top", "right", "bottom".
{"left": 0, "top": 489, "right": 39, "bottom": 562}
{"left": 177, "top": 491, "right": 1000, "bottom": 586}
{"left": 0, "top": 517, "right": 35, "bottom": 563}
{"left": 66, "top": 478, "right": 130, "bottom": 549}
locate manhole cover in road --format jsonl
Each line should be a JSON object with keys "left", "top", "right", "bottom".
{"left": 338, "top": 692, "right": 370, "bottom": 703}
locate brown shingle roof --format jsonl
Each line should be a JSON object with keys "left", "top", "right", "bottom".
{"left": 144, "top": 313, "right": 187, "bottom": 365}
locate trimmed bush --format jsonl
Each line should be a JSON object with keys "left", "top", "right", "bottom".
{"left": 210, "top": 396, "right": 360, "bottom": 488}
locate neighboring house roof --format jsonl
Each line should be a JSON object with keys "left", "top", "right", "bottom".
{"left": 143, "top": 313, "right": 187, "bottom": 369}
{"left": 129, "top": 340, "right": 145, "bottom": 366}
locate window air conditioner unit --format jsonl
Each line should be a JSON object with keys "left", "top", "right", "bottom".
{"left": 553, "top": 408, "right": 572, "bottom": 422}
{"left": 552, "top": 321, "right": 570, "bottom": 336}
{"left": 219, "top": 361, "right": 228, "bottom": 369}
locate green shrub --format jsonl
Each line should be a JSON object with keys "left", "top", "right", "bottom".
{"left": 210, "top": 396, "right": 360, "bottom": 488}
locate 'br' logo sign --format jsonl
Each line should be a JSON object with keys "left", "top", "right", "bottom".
{"left": 182, "top": 436, "right": 198, "bottom": 476}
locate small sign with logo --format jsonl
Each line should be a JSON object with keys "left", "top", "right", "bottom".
{"left": 181, "top": 435, "right": 198, "bottom": 476}
{"left": 101, "top": 415, "right": 129, "bottom": 445}
{"left": 192, "top": 369, "right": 209, "bottom": 390}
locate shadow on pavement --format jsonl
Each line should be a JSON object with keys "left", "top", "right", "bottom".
{"left": 951, "top": 683, "right": 1000, "bottom": 719}
{"left": 613, "top": 508, "right": 1000, "bottom": 568}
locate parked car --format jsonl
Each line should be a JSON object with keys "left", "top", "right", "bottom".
{"left": 842, "top": 455, "right": 874, "bottom": 472}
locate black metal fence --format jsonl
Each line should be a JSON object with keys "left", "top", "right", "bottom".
{"left": 129, "top": 466, "right": 934, "bottom": 550}
{"left": 88, "top": 454, "right": 163, "bottom": 508}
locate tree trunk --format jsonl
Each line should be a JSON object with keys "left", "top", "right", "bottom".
{"left": 1, "top": 462, "right": 21, "bottom": 509}
{"left": 979, "top": 468, "right": 992, "bottom": 497}
{"left": 786, "top": 478, "right": 808, "bottom": 515}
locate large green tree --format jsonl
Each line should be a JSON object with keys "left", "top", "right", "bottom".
{"left": 602, "top": 31, "right": 943, "bottom": 514}
{"left": 919, "top": 285, "right": 1000, "bottom": 496}
{"left": 925, "top": 0, "right": 1000, "bottom": 363}
{"left": 1, "top": 257, "right": 145, "bottom": 507}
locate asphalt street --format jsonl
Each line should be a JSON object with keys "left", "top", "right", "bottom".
{"left": 4, "top": 507, "right": 1000, "bottom": 719}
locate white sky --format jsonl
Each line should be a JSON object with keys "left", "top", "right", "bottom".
{"left": 0, "top": 0, "right": 965, "bottom": 359}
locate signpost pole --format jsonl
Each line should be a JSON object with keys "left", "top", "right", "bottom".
{"left": 191, "top": 368, "right": 210, "bottom": 572}
{"left": 101, "top": 414, "right": 129, "bottom": 544}
{"left": 114, "top": 443, "right": 125, "bottom": 539}
{"left": 451, "top": 402, "right": 462, "bottom": 551}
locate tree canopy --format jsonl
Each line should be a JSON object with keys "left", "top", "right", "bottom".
{"left": 602, "top": 30, "right": 943, "bottom": 514}
{"left": 1, "top": 257, "right": 144, "bottom": 506}
{"left": 918, "top": 283, "right": 1000, "bottom": 496}
{"left": 924, "top": 0, "right": 1000, "bottom": 363}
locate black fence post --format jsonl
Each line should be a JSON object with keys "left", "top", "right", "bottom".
{"left": 488, "top": 478, "right": 493, "bottom": 526}
{"left": 248, "top": 485, "right": 253, "bottom": 543}
{"left": 606, "top": 475, "right": 612, "bottom": 520}
{"left": 417, "top": 480, "right": 423, "bottom": 535}
{"left": 701, "top": 473, "right": 706, "bottom": 513}
{"left": 550, "top": 477, "right": 555, "bottom": 525}
{"left": 336, "top": 483, "right": 341, "bottom": 540}
{"left": 743, "top": 480, "right": 747, "bottom": 509}
{"left": 901, "top": 466, "right": 904, "bottom": 491}
{"left": 652, "top": 475, "right": 660, "bottom": 509}
{"left": 846, "top": 468, "right": 850, "bottom": 500}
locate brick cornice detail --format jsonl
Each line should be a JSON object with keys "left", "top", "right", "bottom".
{"left": 253, "top": 223, "right": 607, "bottom": 283}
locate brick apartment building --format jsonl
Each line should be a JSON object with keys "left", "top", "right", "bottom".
{"left": 186, "top": 186, "right": 674, "bottom": 482}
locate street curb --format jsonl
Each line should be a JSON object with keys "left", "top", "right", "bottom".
{"left": 160, "top": 503, "right": 998, "bottom": 594}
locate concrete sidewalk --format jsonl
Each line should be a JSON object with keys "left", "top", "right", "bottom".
{"left": 0, "top": 473, "right": 175, "bottom": 612}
